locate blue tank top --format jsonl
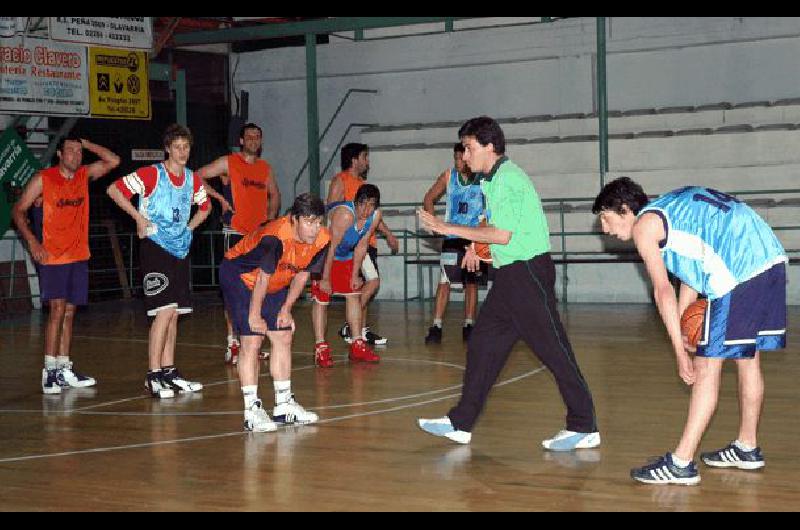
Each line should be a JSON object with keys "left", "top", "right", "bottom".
{"left": 444, "top": 168, "right": 484, "bottom": 239}
{"left": 327, "top": 201, "right": 376, "bottom": 261}
{"left": 639, "top": 186, "right": 787, "bottom": 299}
{"left": 139, "top": 163, "right": 194, "bottom": 259}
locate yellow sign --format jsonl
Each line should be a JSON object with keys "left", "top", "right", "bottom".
{"left": 88, "top": 46, "right": 150, "bottom": 119}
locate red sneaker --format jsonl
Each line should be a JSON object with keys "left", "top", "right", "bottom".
{"left": 225, "top": 340, "right": 240, "bottom": 365}
{"left": 349, "top": 338, "right": 380, "bottom": 363}
{"left": 315, "top": 341, "right": 334, "bottom": 368}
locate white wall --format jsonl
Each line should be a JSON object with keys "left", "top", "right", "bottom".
{"left": 232, "top": 17, "right": 800, "bottom": 198}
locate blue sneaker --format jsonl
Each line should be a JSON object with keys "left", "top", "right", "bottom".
{"left": 417, "top": 416, "right": 472, "bottom": 444}
{"left": 630, "top": 453, "right": 701, "bottom": 485}
{"left": 42, "top": 368, "right": 61, "bottom": 395}
{"left": 701, "top": 442, "right": 765, "bottom": 470}
{"left": 541, "top": 430, "right": 601, "bottom": 451}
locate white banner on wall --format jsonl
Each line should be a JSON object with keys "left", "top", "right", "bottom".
{"left": 0, "top": 36, "right": 89, "bottom": 116}
{"left": 0, "top": 17, "right": 27, "bottom": 37}
{"left": 49, "top": 17, "right": 153, "bottom": 51}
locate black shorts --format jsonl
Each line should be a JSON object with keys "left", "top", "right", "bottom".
{"left": 440, "top": 238, "right": 491, "bottom": 286}
{"left": 140, "top": 238, "right": 191, "bottom": 317}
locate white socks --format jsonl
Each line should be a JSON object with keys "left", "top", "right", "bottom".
{"left": 733, "top": 439, "right": 756, "bottom": 452}
{"left": 274, "top": 380, "right": 291, "bottom": 405}
{"left": 44, "top": 356, "right": 58, "bottom": 370}
{"left": 242, "top": 385, "right": 258, "bottom": 409}
{"left": 432, "top": 319, "right": 443, "bottom": 328}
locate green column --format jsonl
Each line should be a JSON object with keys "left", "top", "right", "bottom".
{"left": 305, "top": 33, "right": 320, "bottom": 197}
{"left": 176, "top": 69, "right": 187, "bottom": 126}
{"left": 596, "top": 17, "right": 609, "bottom": 188}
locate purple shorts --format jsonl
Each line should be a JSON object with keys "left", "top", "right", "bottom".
{"left": 219, "top": 260, "right": 290, "bottom": 336}
{"left": 39, "top": 260, "right": 89, "bottom": 306}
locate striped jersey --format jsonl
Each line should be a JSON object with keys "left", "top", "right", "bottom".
{"left": 639, "top": 186, "right": 787, "bottom": 299}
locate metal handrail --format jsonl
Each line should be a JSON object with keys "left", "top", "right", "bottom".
{"left": 292, "top": 88, "right": 378, "bottom": 196}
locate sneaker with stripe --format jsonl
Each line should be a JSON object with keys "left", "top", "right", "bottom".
{"left": 630, "top": 453, "right": 701, "bottom": 485}
{"left": 244, "top": 399, "right": 277, "bottom": 432}
{"left": 57, "top": 361, "right": 96, "bottom": 388}
{"left": 701, "top": 442, "right": 765, "bottom": 470}
{"left": 272, "top": 395, "right": 318, "bottom": 425}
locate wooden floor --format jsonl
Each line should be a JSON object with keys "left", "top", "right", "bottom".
{"left": 0, "top": 294, "right": 798, "bottom": 511}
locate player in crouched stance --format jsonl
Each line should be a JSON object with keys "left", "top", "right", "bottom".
{"left": 219, "top": 194, "right": 330, "bottom": 432}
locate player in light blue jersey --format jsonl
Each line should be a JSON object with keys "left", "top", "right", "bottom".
{"left": 422, "top": 143, "right": 489, "bottom": 344}
{"left": 593, "top": 177, "right": 787, "bottom": 485}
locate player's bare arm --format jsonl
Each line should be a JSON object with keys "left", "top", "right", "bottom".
{"left": 423, "top": 172, "right": 448, "bottom": 215}
{"left": 634, "top": 213, "right": 695, "bottom": 385}
{"left": 266, "top": 175, "right": 281, "bottom": 220}
{"left": 197, "top": 156, "right": 232, "bottom": 212}
{"left": 248, "top": 269, "right": 272, "bottom": 334}
{"left": 82, "top": 139, "right": 120, "bottom": 180}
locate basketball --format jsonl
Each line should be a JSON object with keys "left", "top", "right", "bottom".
{"left": 472, "top": 241, "right": 492, "bottom": 262}
{"left": 680, "top": 298, "right": 707, "bottom": 347}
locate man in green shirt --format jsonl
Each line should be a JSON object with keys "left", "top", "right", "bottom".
{"left": 416, "top": 116, "right": 600, "bottom": 451}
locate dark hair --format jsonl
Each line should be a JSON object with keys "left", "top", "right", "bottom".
{"left": 163, "top": 124, "right": 193, "bottom": 149}
{"left": 354, "top": 183, "right": 380, "bottom": 208}
{"left": 592, "top": 177, "right": 650, "bottom": 215}
{"left": 453, "top": 142, "right": 465, "bottom": 154}
{"left": 56, "top": 135, "right": 82, "bottom": 154}
{"left": 458, "top": 116, "right": 505, "bottom": 155}
{"left": 239, "top": 122, "right": 262, "bottom": 139}
{"left": 341, "top": 142, "right": 368, "bottom": 171}
{"left": 290, "top": 193, "right": 325, "bottom": 219}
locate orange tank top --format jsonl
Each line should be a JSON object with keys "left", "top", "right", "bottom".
{"left": 40, "top": 165, "right": 90, "bottom": 265}
{"left": 226, "top": 216, "right": 330, "bottom": 293}
{"left": 228, "top": 153, "right": 272, "bottom": 234}
{"left": 334, "top": 170, "right": 377, "bottom": 247}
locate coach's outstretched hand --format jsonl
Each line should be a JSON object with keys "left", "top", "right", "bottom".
{"left": 417, "top": 208, "right": 446, "bottom": 235}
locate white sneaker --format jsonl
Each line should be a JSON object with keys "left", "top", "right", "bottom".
{"left": 57, "top": 361, "right": 96, "bottom": 388}
{"left": 272, "top": 395, "right": 319, "bottom": 425}
{"left": 161, "top": 367, "right": 203, "bottom": 393}
{"left": 417, "top": 416, "right": 472, "bottom": 444}
{"left": 245, "top": 400, "right": 277, "bottom": 432}
{"left": 542, "top": 430, "right": 601, "bottom": 451}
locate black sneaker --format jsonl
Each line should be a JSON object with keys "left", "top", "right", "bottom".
{"left": 42, "top": 368, "right": 61, "bottom": 395}
{"left": 364, "top": 327, "right": 387, "bottom": 345}
{"left": 338, "top": 322, "right": 353, "bottom": 344}
{"left": 630, "top": 453, "right": 700, "bottom": 485}
{"left": 701, "top": 442, "right": 765, "bottom": 470}
{"left": 425, "top": 326, "right": 442, "bottom": 344}
{"left": 145, "top": 371, "right": 175, "bottom": 399}
{"left": 462, "top": 324, "right": 473, "bottom": 342}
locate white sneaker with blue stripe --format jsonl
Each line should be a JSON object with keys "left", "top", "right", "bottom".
{"left": 417, "top": 416, "right": 472, "bottom": 444}
{"left": 541, "top": 430, "right": 601, "bottom": 451}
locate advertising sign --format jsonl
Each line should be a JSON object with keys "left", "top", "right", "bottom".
{"left": 0, "top": 36, "right": 90, "bottom": 116}
{"left": 50, "top": 17, "right": 153, "bottom": 51}
{"left": 88, "top": 46, "right": 150, "bottom": 120}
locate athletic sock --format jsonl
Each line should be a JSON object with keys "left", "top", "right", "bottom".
{"left": 433, "top": 319, "right": 443, "bottom": 328}
{"left": 242, "top": 385, "right": 258, "bottom": 409}
{"left": 733, "top": 439, "right": 756, "bottom": 452}
{"left": 671, "top": 454, "right": 691, "bottom": 468}
{"left": 44, "top": 356, "right": 58, "bottom": 370}
{"left": 274, "top": 380, "right": 291, "bottom": 405}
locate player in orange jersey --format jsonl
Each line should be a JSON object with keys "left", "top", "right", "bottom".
{"left": 220, "top": 194, "right": 329, "bottom": 431}
{"left": 12, "top": 135, "right": 120, "bottom": 394}
{"left": 198, "top": 123, "right": 281, "bottom": 365}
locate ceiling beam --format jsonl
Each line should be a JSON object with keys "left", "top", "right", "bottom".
{"left": 173, "top": 17, "right": 475, "bottom": 46}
